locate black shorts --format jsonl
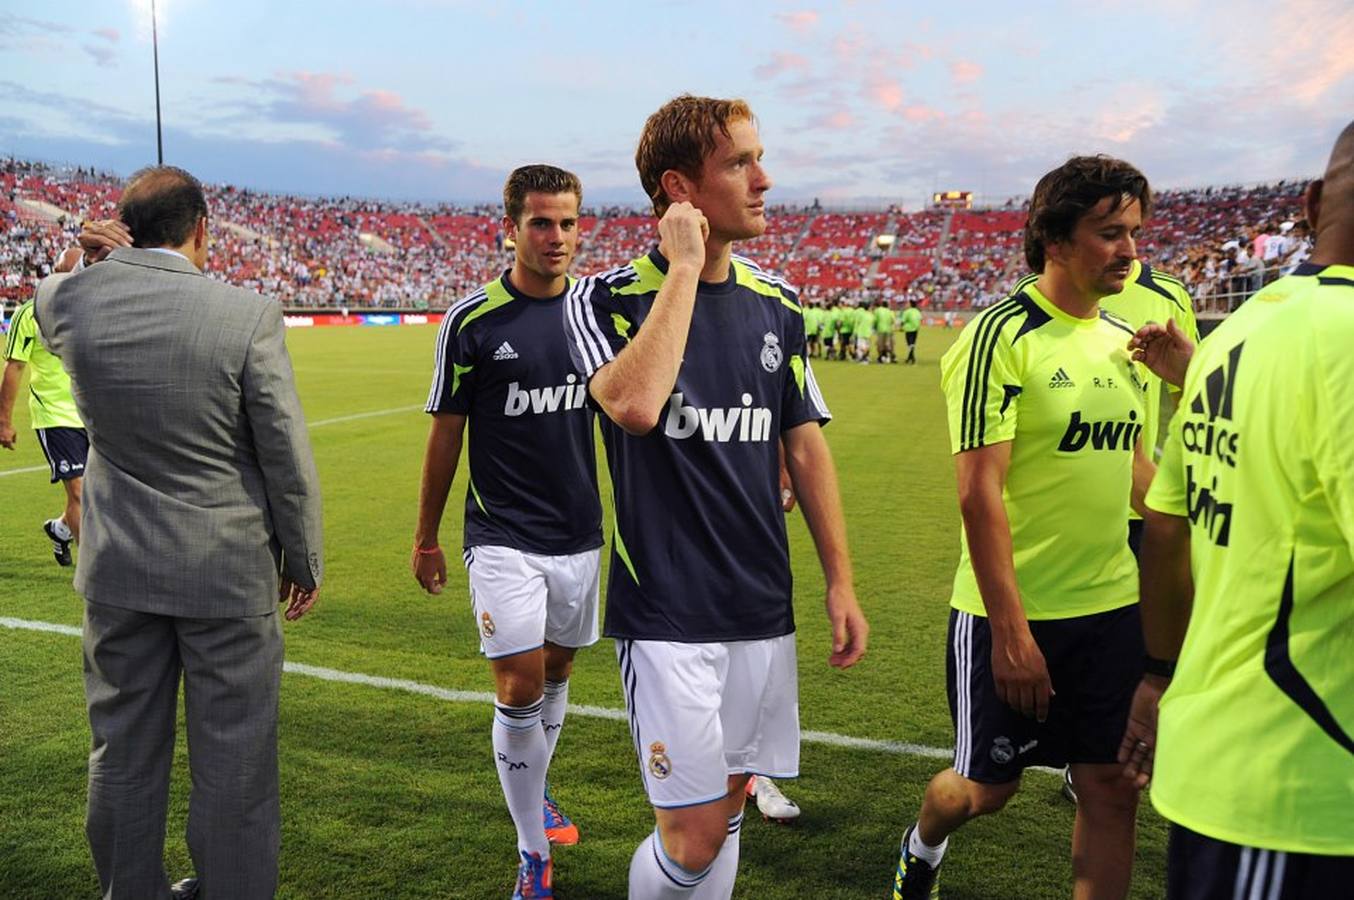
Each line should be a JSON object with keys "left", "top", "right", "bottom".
{"left": 36, "top": 426, "right": 88, "bottom": 484}
{"left": 1167, "top": 824, "right": 1354, "bottom": 899}
{"left": 946, "top": 604, "right": 1144, "bottom": 783}
{"left": 905, "top": 331, "right": 918, "bottom": 347}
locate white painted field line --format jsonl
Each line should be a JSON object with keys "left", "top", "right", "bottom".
{"left": 2, "top": 616, "right": 954, "bottom": 760}
{"left": 0, "top": 464, "right": 49, "bottom": 478}
{"left": 1, "top": 617, "right": 81, "bottom": 636}
{"left": 308, "top": 405, "right": 423, "bottom": 427}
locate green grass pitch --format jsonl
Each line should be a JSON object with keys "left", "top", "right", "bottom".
{"left": 0, "top": 325, "right": 1168, "bottom": 898}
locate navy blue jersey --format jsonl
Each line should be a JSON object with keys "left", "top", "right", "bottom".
{"left": 427, "top": 273, "right": 603, "bottom": 555}
{"left": 564, "top": 249, "right": 831, "bottom": 642}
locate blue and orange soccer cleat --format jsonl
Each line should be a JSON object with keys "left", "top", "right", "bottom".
{"left": 512, "top": 850, "right": 552, "bottom": 899}
{"left": 543, "top": 784, "right": 579, "bottom": 845}
{"left": 893, "top": 825, "right": 941, "bottom": 899}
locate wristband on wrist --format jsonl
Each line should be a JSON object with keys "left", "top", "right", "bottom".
{"left": 412, "top": 544, "right": 441, "bottom": 556}
{"left": 1144, "top": 655, "right": 1176, "bottom": 678}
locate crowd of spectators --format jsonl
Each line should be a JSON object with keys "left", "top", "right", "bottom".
{"left": 1, "top": 158, "right": 1311, "bottom": 316}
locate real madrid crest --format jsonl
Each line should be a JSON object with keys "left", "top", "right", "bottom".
{"left": 648, "top": 741, "right": 672, "bottom": 779}
{"left": 480, "top": 612, "right": 496, "bottom": 638}
{"left": 760, "top": 332, "right": 783, "bottom": 373}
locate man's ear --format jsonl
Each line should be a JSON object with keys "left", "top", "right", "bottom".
{"left": 1043, "top": 238, "right": 1064, "bottom": 267}
{"left": 660, "top": 168, "right": 693, "bottom": 207}
{"left": 1303, "top": 179, "right": 1322, "bottom": 234}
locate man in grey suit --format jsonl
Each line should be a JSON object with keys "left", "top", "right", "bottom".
{"left": 35, "top": 165, "right": 323, "bottom": 900}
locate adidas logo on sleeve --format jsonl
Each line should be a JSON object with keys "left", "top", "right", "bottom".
{"left": 493, "top": 341, "right": 519, "bottom": 360}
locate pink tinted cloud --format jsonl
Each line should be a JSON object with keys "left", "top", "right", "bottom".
{"left": 809, "top": 109, "right": 856, "bottom": 131}
{"left": 903, "top": 104, "right": 945, "bottom": 123}
{"left": 950, "top": 59, "right": 983, "bottom": 85}
{"left": 776, "top": 10, "right": 820, "bottom": 35}
{"left": 286, "top": 71, "right": 355, "bottom": 110}
{"left": 868, "top": 80, "right": 905, "bottom": 111}
{"left": 93, "top": 27, "right": 119, "bottom": 43}
{"left": 754, "top": 51, "right": 811, "bottom": 79}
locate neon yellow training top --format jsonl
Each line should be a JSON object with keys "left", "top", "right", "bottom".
{"left": 1145, "top": 262, "right": 1354, "bottom": 854}
{"left": 941, "top": 282, "right": 1147, "bottom": 620}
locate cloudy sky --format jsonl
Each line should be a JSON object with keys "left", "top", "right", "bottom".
{"left": 2, "top": 0, "right": 1351, "bottom": 206}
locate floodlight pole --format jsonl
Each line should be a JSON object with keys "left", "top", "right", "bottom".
{"left": 152, "top": 0, "right": 163, "bottom": 164}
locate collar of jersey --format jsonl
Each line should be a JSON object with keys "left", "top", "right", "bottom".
{"left": 1021, "top": 281, "right": 1101, "bottom": 329}
{"left": 497, "top": 269, "right": 572, "bottom": 303}
{"left": 1292, "top": 261, "right": 1354, "bottom": 280}
{"left": 647, "top": 248, "right": 739, "bottom": 295}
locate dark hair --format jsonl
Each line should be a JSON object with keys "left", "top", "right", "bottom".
{"left": 1023, "top": 155, "right": 1151, "bottom": 272}
{"left": 502, "top": 164, "right": 582, "bottom": 224}
{"left": 117, "top": 166, "right": 208, "bottom": 249}
{"left": 636, "top": 95, "right": 754, "bottom": 216}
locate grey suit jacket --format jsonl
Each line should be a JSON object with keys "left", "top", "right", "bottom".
{"left": 35, "top": 247, "right": 322, "bottom": 617}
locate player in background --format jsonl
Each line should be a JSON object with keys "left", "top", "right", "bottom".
{"left": 1, "top": 295, "right": 87, "bottom": 564}
{"left": 1122, "top": 121, "right": 1354, "bottom": 899}
{"left": 854, "top": 302, "right": 874, "bottom": 363}
{"left": 0, "top": 218, "right": 132, "bottom": 566}
{"left": 894, "top": 156, "right": 1157, "bottom": 900}
{"left": 413, "top": 165, "right": 602, "bottom": 900}
{"left": 899, "top": 299, "right": 922, "bottom": 365}
{"left": 874, "top": 297, "right": 896, "bottom": 363}
{"left": 803, "top": 300, "right": 824, "bottom": 360}
{"left": 565, "top": 94, "right": 867, "bottom": 899}
{"left": 827, "top": 298, "right": 845, "bottom": 360}
{"left": 837, "top": 298, "right": 855, "bottom": 362}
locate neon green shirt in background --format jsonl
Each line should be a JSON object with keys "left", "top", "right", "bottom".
{"left": 803, "top": 305, "right": 824, "bottom": 337}
{"left": 1145, "top": 263, "right": 1354, "bottom": 855}
{"left": 941, "top": 283, "right": 1147, "bottom": 620}
{"left": 854, "top": 307, "right": 873, "bottom": 337}
{"left": 836, "top": 307, "right": 853, "bottom": 336}
{"left": 874, "top": 306, "right": 894, "bottom": 334}
{"left": 3, "top": 300, "right": 83, "bottom": 430}
{"left": 900, "top": 307, "right": 922, "bottom": 332}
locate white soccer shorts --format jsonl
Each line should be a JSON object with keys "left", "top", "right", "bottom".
{"left": 463, "top": 544, "right": 600, "bottom": 659}
{"left": 616, "top": 635, "right": 800, "bottom": 808}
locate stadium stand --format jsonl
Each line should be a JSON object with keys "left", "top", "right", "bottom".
{"left": 0, "top": 157, "right": 1312, "bottom": 317}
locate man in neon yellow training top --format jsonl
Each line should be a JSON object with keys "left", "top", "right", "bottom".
{"left": 1, "top": 294, "right": 87, "bottom": 566}
{"left": 899, "top": 299, "right": 922, "bottom": 365}
{"left": 1123, "top": 121, "right": 1354, "bottom": 899}
{"left": 873, "top": 297, "right": 896, "bottom": 363}
{"left": 893, "top": 156, "right": 1156, "bottom": 900}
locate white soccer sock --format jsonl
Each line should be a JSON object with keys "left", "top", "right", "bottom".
{"left": 492, "top": 697, "right": 549, "bottom": 857}
{"left": 541, "top": 678, "right": 569, "bottom": 764}
{"left": 907, "top": 823, "right": 948, "bottom": 866}
{"left": 690, "top": 811, "right": 742, "bottom": 899}
{"left": 628, "top": 828, "right": 709, "bottom": 898}
{"left": 51, "top": 518, "right": 73, "bottom": 541}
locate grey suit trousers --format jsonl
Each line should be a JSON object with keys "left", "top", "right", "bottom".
{"left": 83, "top": 600, "right": 283, "bottom": 900}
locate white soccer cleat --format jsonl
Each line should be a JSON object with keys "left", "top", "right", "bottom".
{"left": 748, "top": 776, "right": 800, "bottom": 823}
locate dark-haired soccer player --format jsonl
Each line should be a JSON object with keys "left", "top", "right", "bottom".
{"left": 565, "top": 95, "right": 867, "bottom": 899}
{"left": 893, "top": 156, "right": 1156, "bottom": 900}
{"left": 1005, "top": 225, "right": 1198, "bottom": 807}
{"left": 413, "top": 165, "right": 601, "bottom": 899}
{"left": 1122, "top": 121, "right": 1354, "bottom": 900}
